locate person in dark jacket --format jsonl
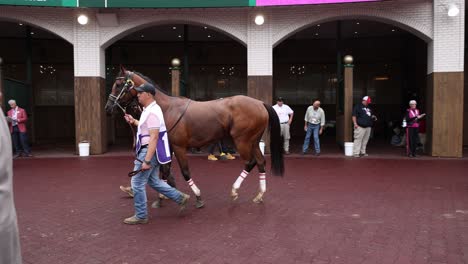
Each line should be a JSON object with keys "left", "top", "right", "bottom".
{"left": 352, "top": 96, "right": 377, "bottom": 157}
{"left": 404, "top": 100, "right": 425, "bottom": 157}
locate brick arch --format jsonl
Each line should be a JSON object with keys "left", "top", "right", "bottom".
{"left": 273, "top": 9, "right": 432, "bottom": 47}
{"left": 100, "top": 13, "right": 247, "bottom": 49}
{"left": 0, "top": 8, "right": 73, "bottom": 44}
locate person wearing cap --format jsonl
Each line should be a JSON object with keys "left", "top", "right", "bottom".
{"left": 302, "top": 99, "right": 325, "bottom": 156}
{"left": 272, "top": 97, "right": 294, "bottom": 155}
{"left": 122, "top": 82, "right": 190, "bottom": 224}
{"left": 352, "top": 96, "right": 377, "bottom": 157}
{"left": 404, "top": 100, "right": 425, "bottom": 157}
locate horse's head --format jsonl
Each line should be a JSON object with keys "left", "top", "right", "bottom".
{"left": 105, "top": 66, "right": 146, "bottom": 115}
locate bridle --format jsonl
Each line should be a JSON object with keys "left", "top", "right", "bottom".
{"left": 108, "top": 71, "right": 137, "bottom": 114}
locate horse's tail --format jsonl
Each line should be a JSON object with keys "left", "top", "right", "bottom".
{"left": 263, "top": 103, "right": 284, "bottom": 177}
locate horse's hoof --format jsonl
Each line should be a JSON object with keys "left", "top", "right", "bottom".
{"left": 231, "top": 188, "right": 239, "bottom": 201}
{"left": 195, "top": 200, "right": 205, "bottom": 208}
{"left": 151, "top": 200, "right": 162, "bottom": 208}
{"left": 253, "top": 192, "right": 264, "bottom": 203}
{"left": 252, "top": 197, "right": 263, "bottom": 203}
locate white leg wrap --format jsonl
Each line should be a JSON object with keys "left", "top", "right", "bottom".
{"left": 259, "top": 173, "right": 266, "bottom": 193}
{"left": 187, "top": 179, "right": 201, "bottom": 196}
{"left": 233, "top": 170, "right": 249, "bottom": 189}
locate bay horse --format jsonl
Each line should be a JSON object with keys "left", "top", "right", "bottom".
{"left": 105, "top": 67, "right": 284, "bottom": 207}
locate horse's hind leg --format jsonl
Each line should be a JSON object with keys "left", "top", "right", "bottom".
{"left": 231, "top": 159, "right": 256, "bottom": 201}
{"left": 231, "top": 141, "right": 256, "bottom": 201}
{"left": 252, "top": 146, "right": 267, "bottom": 204}
{"left": 173, "top": 146, "right": 205, "bottom": 208}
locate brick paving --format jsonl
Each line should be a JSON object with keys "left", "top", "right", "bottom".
{"left": 13, "top": 155, "right": 468, "bottom": 264}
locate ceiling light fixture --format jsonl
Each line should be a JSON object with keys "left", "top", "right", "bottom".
{"left": 448, "top": 4, "right": 460, "bottom": 17}
{"left": 77, "top": 14, "right": 89, "bottom": 25}
{"left": 255, "top": 15, "right": 265, "bottom": 26}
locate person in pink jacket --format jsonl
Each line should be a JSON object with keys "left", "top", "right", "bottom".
{"left": 404, "top": 100, "right": 425, "bottom": 157}
{"left": 6, "top": 100, "right": 32, "bottom": 157}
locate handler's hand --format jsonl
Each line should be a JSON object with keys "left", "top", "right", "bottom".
{"left": 304, "top": 125, "right": 307, "bottom": 132}
{"left": 124, "top": 114, "right": 135, "bottom": 125}
{"left": 141, "top": 163, "right": 151, "bottom": 171}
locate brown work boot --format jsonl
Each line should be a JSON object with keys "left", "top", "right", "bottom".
{"left": 123, "top": 215, "right": 148, "bottom": 225}
{"left": 178, "top": 192, "right": 190, "bottom": 212}
{"left": 120, "top": 185, "right": 134, "bottom": 198}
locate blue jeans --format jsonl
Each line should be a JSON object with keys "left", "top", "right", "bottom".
{"left": 302, "top": 123, "right": 320, "bottom": 154}
{"left": 132, "top": 148, "right": 183, "bottom": 219}
{"left": 11, "top": 126, "right": 30, "bottom": 155}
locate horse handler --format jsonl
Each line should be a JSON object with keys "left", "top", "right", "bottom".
{"left": 123, "top": 83, "right": 190, "bottom": 225}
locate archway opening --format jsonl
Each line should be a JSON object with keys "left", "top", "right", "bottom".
{"left": 105, "top": 23, "right": 247, "bottom": 148}
{"left": 273, "top": 19, "right": 427, "bottom": 155}
{"left": 0, "top": 20, "right": 74, "bottom": 153}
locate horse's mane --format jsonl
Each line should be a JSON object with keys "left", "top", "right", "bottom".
{"left": 133, "top": 71, "right": 168, "bottom": 96}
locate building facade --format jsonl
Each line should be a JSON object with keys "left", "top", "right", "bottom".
{"left": 0, "top": 0, "right": 465, "bottom": 157}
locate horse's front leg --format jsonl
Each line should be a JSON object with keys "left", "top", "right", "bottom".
{"left": 173, "top": 146, "right": 205, "bottom": 208}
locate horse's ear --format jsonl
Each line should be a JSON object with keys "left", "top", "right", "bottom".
{"left": 120, "top": 65, "right": 126, "bottom": 74}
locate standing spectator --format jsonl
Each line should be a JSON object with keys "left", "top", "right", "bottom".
{"left": 404, "top": 100, "right": 425, "bottom": 157}
{"left": 0, "top": 103, "right": 22, "bottom": 264}
{"left": 273, "top": 97, "right": 294, "bottom": 155}
{"left": 352, "top": 96, "right": 377, "bottom": 157}
{"left": 302, "top": 99, "right": 325, "bottom": 156}
{"left": 6, "top": 100, "right": 32, "bottom": 157}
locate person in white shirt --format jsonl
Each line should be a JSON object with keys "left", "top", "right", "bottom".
{"left": 272, "top": 97, "right": 294, "bottom": 155}
{"left": 302, "top": 99, "right": 326, "bottom": 156}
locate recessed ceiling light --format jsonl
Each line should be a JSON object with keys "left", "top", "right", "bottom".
{"left": 317, "top": 24, "right": 320, "bottom": 27}
{"left": 178, "top": 35, "right": 182, "bottom": 38}
{"left": 392, "top": 29, "right": 396, "bottom": 32}
{"left": 208, "top": 35, "right": 212, "bottom": 38}
{"left": 30, "top": 32, "right": 34, "bottom": 35}
{"left": 204, "top": 26, "right": 208, "bottom": 30}
{"left": 354, "top": 32, "right": 358, "bottom": 34}
{"left": 140, "top": 35, "right": 144, "bottom": 38}
{"left": 172, "top": 26, "right": 177, "bottom": 30}
{"left": 315, "top": 33, "right": 319, "bottom": 36}
{"left": 356, "top": 22, "right": 360, "bottom": 25}
{"left": 19, "top": 23, "right": 23, "bottom": 26}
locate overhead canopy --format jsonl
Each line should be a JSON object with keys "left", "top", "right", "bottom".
{"left": 0, "top": 0, "right": 382, "bottom": 8}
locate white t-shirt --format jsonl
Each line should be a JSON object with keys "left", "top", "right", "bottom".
{"left": 273, "top": 104, "right": 294, "bottom": 123}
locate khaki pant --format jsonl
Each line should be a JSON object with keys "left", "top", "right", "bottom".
{"left": 353, "top": 126, "right": 371, "bottom": 155}
{"left": 280, "top": 123, "right": 291, "bottom": 152}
